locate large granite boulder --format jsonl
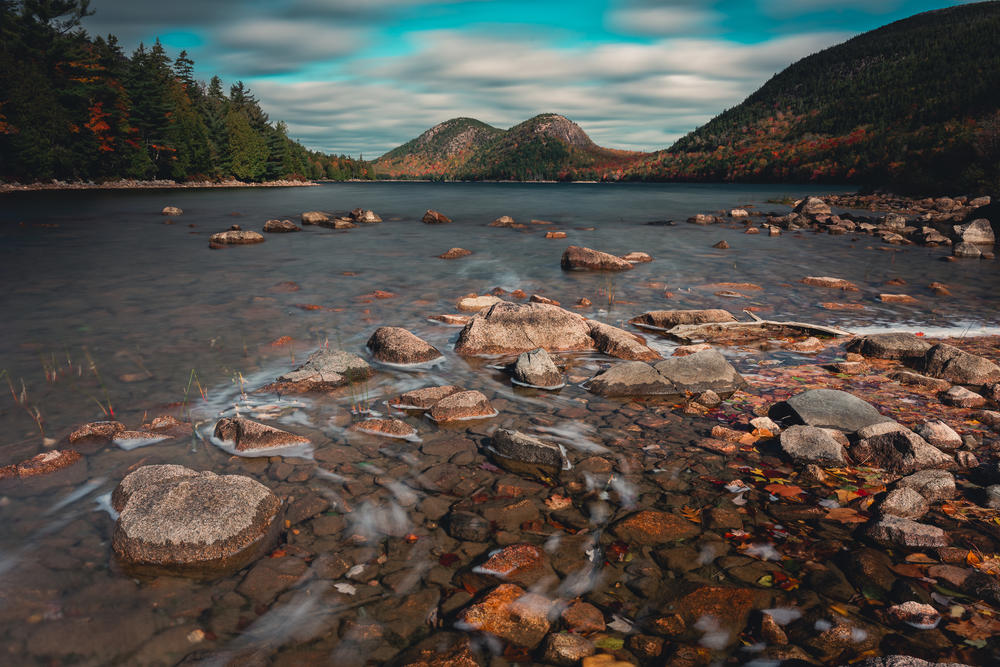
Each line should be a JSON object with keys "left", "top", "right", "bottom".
{"left": 511, "top": 348, "right": 564, "bottom": 389}
{"left": 953, "top": 219, "right": 995, "bottom": 245}
{"left": 769, "top": 389, "right": 892, "bottom": 433}
{"left": 560, "top": 245, "right": 633, "bottom": 271}
{"left": 919, "top": 343, "right": 1000, "bottom": 386}
{"left": 112, "top": 466, "right": 282, "bottom": 575}
{"left": 264, "top": 349, "right": 373, "bottom": 392}
{"left": 454, "top": 302, "right": 592, "bottom": 356}
{"left": 366, "top": 327, "right": 443, "bottom": 365}
{"left": 629, "top": 309, "right": 735, "bottom": 330}
{"left": 588, "top": 349, "right": 744, "bottom": 397}
{"left": 845, "top": 333, "right": 931, "bottom": 361}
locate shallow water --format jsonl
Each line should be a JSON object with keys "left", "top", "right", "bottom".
{"left": 0, "top": 182, "right": 998, "bottom": 665}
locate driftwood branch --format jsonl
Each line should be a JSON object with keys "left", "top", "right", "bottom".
{"left": 665, "top": 310, "right": 854, "bottom": 344}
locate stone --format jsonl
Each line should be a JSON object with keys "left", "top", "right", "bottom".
{"left": 629, "top": 308, "right": 735, "bottom": 330}
{"left": 268, "top": 348, "right": 373, "bottom": 392}
{"left": 953, "top": 219, "right": 995, "bottom": 245}
{"left": 712, "top": 240, "right": 729, "bottom": 248}
{"left": 446, "top": 511, "right": 491, "bottom": 542}
{"left": 545, "top": 231, "right": 567, "bottom": 239}
{"left": 612, "top": 510, "right": 700, "bottom": 545}
{"left": 161, "top": 206, "right": 182, "bottom": 216}
{"left": 541, "top": 633, "right": 595, "bottom": 666}
{"left": 975, "top": 410, "right": 1000, "bottom": 430}
{"left": 318, "top": 217, "right": 356, "bottom": 229}
{"left": 209, "top": 229, "right": 264, "bottom": 245}
{"left": 389, "top": 385, "right": 462, "bottom": 410}
{"left": 456, "top": 295, "right": 504, "bottom": 312}
{"left": 867, "top": 515, "right": 949, "bottom": 548}
{"left": 920, "top": 343, "right": 1000, "bottom": 385}
{"left": 941, "top": 386, "right": 986, "bottom": 408}
{"left": 769, "top": 388, "right": 892, "bottom": 432}
{"left": 801, "top": 276, "right": 859, "bottom": 290}
{"left": 213, "top": 417, "right": 309, "bottom": 452}
{"left": 454, "top": 301, "right": 592, "bottom": 356}
{"left": 350, "top": 418, "right": 417, "bottom": 439}
{"left": 586, "top": 320, "right": 660, "bottom": 361}
{"left": 852, "top": 422, "right": 953, "bottom": 473}
{"left": 688, "top": 213, "right": 717, "bottom": 224}
{"left": 987, "top": 485, "right": 1000, "bottom": 510}
{"left": 897, "top": 469, "right": 956, "bottom": 503}
{"left": 562, "top": 601, "right": 605, "bottom": 633}
{"left": 953, "top": 242, "right": 982, "bottom": 258}
{"left": 300, "top": 211, "right": 329, "bottom": 224}
{"left": 428, "top": 390, "right": 496, "bottom": 423}
{"left": 794, "top": 196, "right": 831, "bottom": 216}
{"left": 366, "top": 326, "right": 443, "bottom": 365}
{"left": 511, "top": 348, "right": 564, "bottom": 389}
{"left": 879, "top": 488, "right": 929, "bottom": 519}
{"left": 456, "top": 584, "right": 552, "bottom": 648}
{"left": 888, "top": 370, "right": 952, "bottom": 392}
{"left": 730, "top": 208, "right": 749, "bottom": 217}
{"left": 6, "top": 449, "right": 82, "bottom": 479}
{"left": 491, "top": 429, "right": 565, "bottom": 471}
{"left": 111, "top": 464, "right": 199, "bottom": 512}
{"left": 855, "top": 657, "right": 971, "bottom": 667}
{"left": 846, "top": 333, "right": 932, "bottom": 361}
{"left": 474, "top": 544, "right": 556, "bottom": 588}
{"left": 69, "top": 420, "right": 125, "bottom": 443}
{"left": 350, "top": 208, "right": 381, "bottom": 223}
{"left": 669, "top": 586, "right": 767, "bottom": 646}
{"left": 263, "top": 219, "right": 300, "bottom": 233}
{"left": 561, "top": 245, "right": 634, "bottom": 271}
{"left": 490, "top": 215, "right": 517, "bottom": 227}
{"left": 422, "top": 209, "right": 451, "bottom": 224}
{"left": 530, "top": 294, "right": 559, "bottom": 305}
{"left": 885, "top": 602, "right": 940, "bottom": 631}
{"left": 620, "top": 251, "right": 653, "bottom": 263}
{"left": 439, "top": 247, "right": 472, "bottom": 259}
{"left": 778, "top": 425, "right": 846, "bottom": 464}
{"left": 112, "top": 466, "right": 282, "bottom": 574}
{"left": 652, "top": 349, "right": 745, "bottom": 395}
{"left": 141, "top": 415, "right": 193, "bottom": 437}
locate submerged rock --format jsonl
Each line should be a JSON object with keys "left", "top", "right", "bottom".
{"left": 778, "top": 425, "right": 846, "bottom": 464}
{"left": 846, "top": 332, "right": 931, "bottom": 361}
{"left": 801, "top": 276, "right": 859, "bottom": 290}
{"left": 541, "top": 633, "right": 595, "bottom": 666}
{"left": 428, "top": 390, "right": 496, "bottom": 423}
{"left": 851, "top": 422, "right": 953, "bottom": 474}
{"left": 511, "top": 348, "right": 563, "bottom": 389}
{"left": 422, "top": 209, "right": 451, "bottom": 224}
{"left": 68, "top": 420, "right": 125, "bottom": 443}
{"left": 266, "top": 348, "right": 373, "bottom": 392}
{"left": 613, "top": 510, "right": 701, "bottom": 544}
{"left": 621, "top": 251, "right": 653, "bottom": 263}
{"left": 629, "top": 308, "right": 735, "bottom": 330}
{"left": 318, "top": 217, "right": 356, "bottom": 229}
{"left": 1, "top": 449, "right": 82, "bottom": 480}
{"left": 454, "top": 301, "right": 592, "bottom": 356}
{"left": 350, "top": 418, "right": 417, "bottom": 439}
{"left": 366, "top": 326, "right": 443, "bottom": 365}
{"left": 263, "top": 219, "right": 300, "bottom": 233}
{"left": 867, "top": 515, "right": 949, "bottom": 548}
{"left": 491, "top": 429, "right": 565, "bottom": 471}
{"left": 213, "top": 416, "right": 309, "bottom": 452}
{"left": 438, "top": 247, "right": 472, "bottom": 259}
{"left": 560, "top": 245, "right": 633, "bottom": 271}
{"left": 457, "top": 584, "right": 552, "bottom": 648}
{"left": 474, "top": 543, "right": 556, "bottom": 588}
{"left": 769, "top": 388, "right": 892, "bottom": 433}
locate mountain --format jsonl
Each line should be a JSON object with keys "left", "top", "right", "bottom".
{"left": 626, "top": 1, "right": 1000, "bottom": 192}
{"left": 375, "top": 113, "right": 646, "bottom": 180}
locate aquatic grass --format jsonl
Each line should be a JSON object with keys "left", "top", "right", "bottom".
{"left": 0, "top": 370, "right": 45, "bottom": 439}
{"left": 181, "top": 368, "right": 206, "bottom": 421}
{"left": 82, "top": 347, "right": 114, "bottom": 418}
{"left": 601, "top": 273, "right": 617, "bottom": 313}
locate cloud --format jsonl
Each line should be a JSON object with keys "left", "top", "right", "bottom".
{"left": 609, "top": 5, "right": 721, "bottom": 36}
{"left": 213, "top": 20, "right": 363, "bottom": 76}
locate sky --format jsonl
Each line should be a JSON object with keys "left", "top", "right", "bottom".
{"left": 83, "top": 0, "right": 977, "bottom": 157}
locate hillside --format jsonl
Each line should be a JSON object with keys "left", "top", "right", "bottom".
{"left": 375, "top": 114, "right": 646, "bottom": 180}
{"left": 626, "top": 1, "right": 1000, "bottom": 192}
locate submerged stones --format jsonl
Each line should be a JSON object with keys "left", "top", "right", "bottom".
{"left": 613, "top": 510, "right": 701, "bottom": 544}
{"left": 266, "top": 348, "right": 373, "bottom": 392}
{"left": 427, "top": 390, "right": 496, "bottom": 423}
{"left": 112, "top": 465, "right": 282, "bottom": 575}
{"left": 560, "top": 245, "right": 633, "bottom": 271}
{"left": 629, "top": 308, "right": 736, "bottom": 330}
{"left": 213, "top": 416, "right": 309, "bottom": 452}
{"left": 769, "top": 388, "right": 892, "bottom": 433}
{"left": 69, "top": 420, "right": 125, "bottom": 443}
{"left": 438, "top": 247, "right": 472, "bottom": 259}
{"left": 866, "top": 515, "right": 949, "bottom": 548}
{"left": 366, "top": 326, "right": 443, "bottom": 365}
{"left": 457, "top": 584, "right": 552, "bottom": 648}
{"left": 511, "top": 348, "right": 564, "bottom": 389}
{"left": 801, "top": 276, "right": 859, "bottom": 290}
{"left": 588, "top": 349, "right": 745, "bottom": 397}
{"left": 350, "top": 418, "right": 417, "bottom": 439}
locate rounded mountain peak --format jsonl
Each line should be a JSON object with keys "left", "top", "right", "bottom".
{"left": 515, "top": 114, "right": 595, "bottom": 148}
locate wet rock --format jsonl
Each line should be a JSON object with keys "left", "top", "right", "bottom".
{"left": 586, "top": 361, "right": 677, "bottom": 397}
{"left": 350, "top": 208, "right": 382, "bottom": 223}
{"left": 454, "top": 301, "right": 592, "bottom": 356}
{"left": 318, "top": 217, "right": 356, "bottom": 229}
{"left": 162, "top": 206, "right": 183, "bottom": 216}
{"left": 237, "top": 555, "right": 309, "bottom": 605}
{"left": 941, "top": 386, "right": 985, "bottom": 408}
{"left": 141, "top": 415, "right": 193, "bottom": 437}
{"left": 209, "top": 229, "right": 264, "bottom": 245}
{"left": 915, "top": 421, "right": 963, "bottom": 450}
{"left": 867, "top": 515, "right": 949, "bottom": 548}
{"left": 300, "top": 211, "right": 329, "bottom": 224}
{"left": 560, "top": 245, "right": 633, "bottom": 271}
{"left": 613, "top": 510, "right": 700, "bottom": 545}
{"left": 113, "top": 466, "right": 281, "bottom": 574}
{"left": 653, "top": 349, "right": 745, "bottom": 394}
{"left": 621, "top": 251, "right": 652, "bottom": 263}
{"left": 475, "top": 544, "right": 556, "bottom": 588}
{"left": 4, "top": 449, "right": 82, "bottom": 480}
{"left": 263, "top": 219, "right": 300, "bottom": 233}
{"left": 68, "top": 420, "right": 125, "bottom": 443}
{"left": 688, "top": 213, "right": 717, "bottom": 224}
{"left": 350, "top": 418, "right": 417, "bottom": 439}
{"left": 953, "top": 242, "right": 983, "bottom": 258}
{"left": 852, "top": 422, "right": 953, "bottom": 473}
{"left": 954, "top": 218, "right": 995, "bottom": 245}
{"left": 805, "top": 620, "right": 879, "bottom": 662}
{"left": 561, "top": 601, "right": 605, "bottom": 633}
{"left": 587, "top": 320, "right": 660, "bottom": 361}
{"left": 456, "top": 295, "right": 504, "bottom": 312}
{"left": 213, "top": 417, "right": 309, "bottom": 452}
{"left": 545, "top": 231, "right": 567, "bottom": 239}
{"left": 439, "top": 247, "right": 472, "bottom": 259}
{"left": 389, "top": 385, "right": 462, "bottom": 410}
{"left": 428, "top": 390, "right": 496, "bottom": 423}
{"left": 769, "top": 388, "right": 892, "bottom": 432}
{"left": 629, "top": 309, "right": 735, "bottom": 330}
{"left": 530, "top": 294, "right": 559, "bottom": 306}
{"left": 778, "top": 425, "right": 846, "bottom": 464}
{"left": 366, "top": 326, "right": 443, "bottom": 365}
{"left": 446, "top": 511, "right": 491, "bottom": 542}
{"left": 888, "top": 370, "right": 952, "bottom": 392}
{"left": 491, "top": 429, "right": 565, "bottom": 471}
{"left": 422, "top": 209, "right": 451, "bottom": 224}
{"left": 712, "top": 240, "right": 729, "bottom": 248}
{"left": 541, "top": 633, "right": 595, "bottom": 666}
{"left": 846, "top": 333, "right": 931, "bottom": 361}
{"left": 885, "top": 601, "right": 940, "bottom": 629}
{"left": 986, "top": 485, "right": 1000, "bottom": 509}
{"left": 268, "top": 348, "right": 373, "bottom": 392}
{"left": 801, "top": 276, "right": 859, "bottom": 290}
{"left": 975, "top": 410, "right": 1000, "bottom": 430}
{"left": 794, "top": 196, "right": 832, "bottom": 215}
{"left": 490, "top": 215, "right": 517, "bottom": 227}
{"left": 669, "top": 585, "right": 769, "bottom": 646}
{"left": 111, "top": 464, "right": 199, "bottom": 512}
{"left": 879, "top": 488, "right": 929, "bottom": 519}
{"left": 920, "top": 343, "right": 1000, "bottom": 385}
{"left": 896, "top": 469, "right": 956, "bottom": 503}
{"left": 394, "top": 631, "right": 482, "bottom": 667}
{"left": 511, "top": 348, "right": 563, "bottom": 389}
{"left": 457, "top": 583, "right": 552, "bottom": 648}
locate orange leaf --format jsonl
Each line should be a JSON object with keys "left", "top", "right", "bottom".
{"left": 824, "top": 507, "right": 867, "bottom": 523}
{"left": 765, "top": 483, "right": 804, "bottom": 498}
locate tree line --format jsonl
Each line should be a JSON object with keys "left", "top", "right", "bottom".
{"left": 0, "top": 0, "right": 374, "bottom": 183}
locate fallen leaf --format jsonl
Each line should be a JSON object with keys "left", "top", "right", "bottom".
{"left": 824, "top": 507, "right": 868, "bottom": 523}
{"left": 765, "top": 483, "right": 804, "bottom": 498}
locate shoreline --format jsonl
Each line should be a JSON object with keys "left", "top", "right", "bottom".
{"left": 0, "top": 178, "right": 320, "bottom": 193}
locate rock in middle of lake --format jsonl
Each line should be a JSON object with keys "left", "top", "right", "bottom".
{"left": 367, "top": 326, "right": 443, "bottom": 365}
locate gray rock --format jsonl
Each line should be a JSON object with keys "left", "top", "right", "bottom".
{"left": 887, "top": 370, "right": 952, "bottom": 392}
{"left": 112, "top": 467, "right": 282, "bottom": 574}
{"left": 111, "top": 464, "right": 198, "bottom": 513}
{"left": 952, "top": 242, "right": 983, "bottom": 258}
{"left": 920, "top": 343, "right": 1000, "bottom": 385}
{"left": 269, "top": 348, "right": 373, "bottom": 392}
{"left": 445, "top": 511, "right": 491, "bottom": 542}
{"left": 652, "top": 348, "right": 746, "bottom": 395}
{"left": 941, "top": 385, "right": 986, "bottom": 408}
{"left": 915, "top": 421, "right": 963, "bottom": 451}
{"left": 878, "top": 488, "right": 929, "bottom": 519}
{"left": 491, "top": 429, "right": 565, "bottom": 470}
{"left": 454, "top": 301, "right": 592, "bottom": 356}
{"left": 896, "top": 469, "right": 956, "bottom": 503}
{"left": 778, "top": 425, "right": 846, "bottom": 464}
{"left": 587, "top": 361, "right": 677, "bottom": 396}
{"left": 366, "top": 326, "right": 443, "bottom": 365}
{"left": 794, "top": 196, "right": 832, "bottom": 216}
{"left": 852, "top": 422, "right": 953, "bottom": 474}
{"left": 769, "top": 388, "right": 893, "bottom": 433}
{"left": 953, "top": 218, "right": 995, "bottom": 245}
{"left": 586, "top": 319, "right": 659, "bottom": 361}
{"left": 986, "top": 485, "right": 1000, "bottom": 510}
{"left": 629, "top": 308, "right": 736, "bottom": 330}
{"left": 541, "top": 633, "right": 595, "bottom": 666}
{"left": 867, "top": 515, "right": 949, "bottom": 548}
{"left": 511, "top": 348, "right": 564, "bottom": 389}
{"left": 845, "top": 333, "right": 931, "bottom": 361}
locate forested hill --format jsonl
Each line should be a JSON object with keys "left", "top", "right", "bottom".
{"left": 0, "top": 1, "right": 373, "bottom": 183}
{"left": 625, "top": 1, "right": 1000, "bottom": 193}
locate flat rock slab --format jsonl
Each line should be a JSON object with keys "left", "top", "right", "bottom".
{"left": 560, "top": 245, "right": 633, "bottom": 271}
{"left": 266, "top": 348, "right": 373, "bottom": 392}
{"left": 454, "top": 301, "right": 592, "bottom": 356}
{"left": 213, "top": 417, "right": 309, "bottom": 452}
{"left": 389, "top": 385, "right": 462, "bottom": 410}
{"left": 457, "top": 295, "right": 504, "bottom": 312}
{"left": 1, "top": 449, "right": 82, "bottom": 481}
{"left": 112, "top": 466, "right": 282, "bottom": 576}
{"left": 769, "top": 388, "right": 893, "bottom": 433}
{"left": 587, "top": 320, "right": 659, "bottom": 361}
{"left": 366, "top": 326, "right": 443, "bottom": 365}
{"left": 209, "top": 230, "right": 264, "bottom": 245}
{"left": 428, "top": 390, "right": 496, "bottom": 423}
{"left": 613, "top": 510, "right": 701, "bottom": 544}
{"left": 846, "top": 333, "right": 931, "bottom": 360}
{"left": 588, "top": 349, "right": 745, "bottom": 397}
{"left": 867, "top": 515, "right": 949, "bottom": 548}
{"left": 263, "top": 219, "right": 300, "bottom": 233}
{"left": 350, "top": 418, "right": 417, "bottom": 439}
{"left": 630, "top": 309, "right": 736, "bottom": 330}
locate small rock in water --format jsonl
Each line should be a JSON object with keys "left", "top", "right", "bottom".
{"left": 896, "top": 469, "right": 956, "bottom": 503}
{"left": 213, "top": 417, "right": 309, "bottom": 452}
{"left": 209, "top": 229, "right": 264, "bottom": 245}
{"left": 620, "top": 251, "right": 652, "bottom": 263}
{"left": 851, "top": 422, "right": 953, "bottom": 474}
{"left": 529, "top": 294, "right": 559, "bottom": 306}
{"left": 68, "top": 420, "right": 125, "bottom": 443}
{"left": 427, "top": 390, "right": 496, "bottom": 422}
{"left": 446, "top": 511, "right": 491, "bottom": 542}
{"left": 489, "top": 215, "right": 517, "bottom": 227}
{"left": 267, "top": 348, "right": 373, "bottom": 392}
{"left": 885, "top": 601, "right": 940, "bottom": 629}
{"left": 2, "top": 449, "right": 82, "bottom": 480}
{"left": 867, "top": 515, "right": 949, "bottom": 548}
{"left": 545, "top": 231, "right": 567, "bottom": 239}
{"left": 630, "top": 309, "right": 735, "bottom": 329}
{"left": 587, "top": 319, "right": 660, "bottom": 361}
{"left": 801, "top": 276, "right": 859, "bottom": 291}
{"left": 456, "top": 294, "right": 504, "bottom": 312}
{"left": 712, "top": 240, "right": 729, "bottom": 249}
{"left": 847, "top": 333, "right": 931, "bottom": 361}
{"left": 612, "top": 509, "right": 700, "bottom": 545}
{"left": 454, "top": 301, "right": 593, "bottom": 356}
{"left": 491, "top": 429, "right": 565, "bottom": 471}
{"left": 366, "top": 326, "right": 443, "bottom": 365}
{"left": 769, "top": 388, "right": 892, "bottom": 433}
{"left": 438, "top": 247, "right": 472, "bottom": 259}
{"left": 541, "top": 633, "right": 595, "bottom": 666}
{"left": 349, "top": 208, "right": 382, "bottom": 223}
{"left": 880, "top": 293, "right": 918, "bottom": 304}
{"left": 422, "top": 209, "right": 451, "bottom": 224}
{"left": 263, "top": 218, "right": 299, "bottom": 233}
{"left": 350, "top": 418, "right": 416, "bottom": 439}
{"left": 511, "top": 348, "right": 563, "bottom": 389}
{"left": 878, "top": 487, "right": 929, "bottom": 519}
{"left": 161, "top": 206, "right": 182, "bottom": 216}
{"left": 300, "top": 211, "right": 329, "bottom": 224}
{"left": 456, "top": 583, "right": 552, "bottom": 648}
{"left": 920, "top": 343, "right": 1000, "bottom": 385}
{"left": 778, "top": 425, "right": 846, "bottom": 464}
{"left": 389, "top": 385, "right": 462, "bottom": 410}
{"left": 561, "top": 245, "right": 633, "bottom": 271}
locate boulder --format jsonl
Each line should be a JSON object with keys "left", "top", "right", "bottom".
{"left": 438, "top": 247, "right": 472, "bottom": 259}
{"left": 263, "top": 219, "right": 300, "bottom": 233}
{"left": 769, "top": 389, "right": 892, "bottom": 432}
{"left": 112, "top": 466, "right": 281, "bottom": 575}
{"left": 454, "top": 301, "right": 592, "bottom": 356}
{"left": 300, "top": 211, "right": 330, "bottom": 224}
{"left": 389, "top": 385, "right": 462, "bottom": 410}
{"left": 489, "top": 215, "right": 517, "bottom": 227}
{"left": 915, "top": 421, "right": 963, "bottom": 451}
{"left": 456, "top": 584, "right": 552, "bottom": 648}
{"left": 588, "top": 349, "right": 744, "bottom": 397}
{"left": 851, "top": 422, "right": 953, "bottom": 473}
{"left": 941, "top": 386, "right": 986, "bottom": 408}
{"left": 267, "top": 349, "right": 373, "bottom": 392}
{"left": 778, "top": 425, "right": 846, "bottom": 464}
{"left": 846, "top": 333, "right": 931, "bottom": 361}
{"left": 491, "top": 429, "right": 565, "bottom": 471}
{"left": 422, "top": 209, "right": 451, "bottom": 224}
{"left": 878, "top": 487, "right": 929, "bottom": 519}
{"left": 213, "top": 417, "right": 309, "bottom": 452}
{"left": 209, "top": 229, "right": 264, "bottom": 245}
{"left": 794, "top": 197, "right": 832, "bottom": 216}
{"left": 896, "top": 469, "right": 956, "bottom": 503}
{"left": 366, "top": 327, "right": 443, "bottom": 365}
{"left": 161, "top": 206, "right": 183, "bottom": 216}
{"left": 427, "top": 390, "right": 496, "bottom": 423}
{"left": 511, "top": 348, "right": 563, "bottom": 389}
{"left": 560, "top": 245, "right": 633, "bottom": 271}
{"left": 920, "top": 343, "right": 1000, "bottom": 385}
{"left": 953, "top": 219, "right": 994, "bottom": 245}
{"left": 867, "top": 515, "right": 949, "bottom": 548}
{"left": 350, "top": 208, "right": 381, "bottom": 223}
{"left": 630, "top": 308, "right": 736, "bottom": 330}
{"left": 586, "top": 320, "right": 660, "bottom": 361}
